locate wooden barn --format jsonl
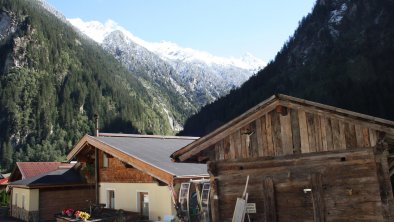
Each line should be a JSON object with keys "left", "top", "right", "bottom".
{"left": 171, "top": 94, "right": 394, "bottom": 222}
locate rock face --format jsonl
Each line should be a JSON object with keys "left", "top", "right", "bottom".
{"left": 180, "top": 0, "right": 394, "bottom": 136}
{"left": 102, "top": 30, "right": 194, "bottom": 130}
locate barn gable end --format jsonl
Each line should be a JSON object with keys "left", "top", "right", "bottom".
{"left": 172, "top": 94, "right": 394, "bottom": 222}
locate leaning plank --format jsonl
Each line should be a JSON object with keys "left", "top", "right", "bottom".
{"left": 311, "top": 173, "right": 326, "bottom": 222}
{"left": 262, "top": 176, "right": 276, "bottom": 222}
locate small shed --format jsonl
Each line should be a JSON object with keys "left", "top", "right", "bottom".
{"left": 172, "top": 94, "right": 394, "bottom": 222}
{"left": 8, "top": 165, "right": 94, "bottom": 222}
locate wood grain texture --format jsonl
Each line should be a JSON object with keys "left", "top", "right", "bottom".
{"left": 331, "top": 118, "right": 341, "bottom": 150}
{"left": 271, "top": 111, "right": 283, "bottom": 156}
{"left": 249, "top": 121, "right": 259, "bottom": 158}
{"left": 369, "top": 129, "right": 377, "bottom": 147}
{"left": 223, "top": 136, "right": 230, "bottom": 160}
{"left": 324, "top": 117, "right": 333, "bottom": 151}
{"left": 261, "top": 115, "right": 270, "bottom": 156}
{"left": 229, "top": 133, "right": 236, "bottom": 159}
{"left": 314, "top": 114, "right": 323, "bottom": 151}
{"left": 212, "top": 149, "right": 392, "bottom": 222}
{"left": 311, "top": 173, "right": 326, "bottom": 222}
{"left": 306, "top": 112, "right": 317, "bottom": 152}
{"left": 362, "top": 127, "right": 370, "bottom": 147}
{"left": 345, "top": 123, "right": 357, "bottom": 149}
{"left": 355, "top": 124, "right": 364, "bottom": 147}
{"left": 266, "top": 113, "right": 275, "bottom": 156}
{"left": 255, "top": 117, "right": 264, "bottom": 157}
{"left": 235, "top": 130, "right": 242, "bottom": 159}
{"left": 262, "top": 176, "right": 276, "bottom": 222}
{"left": 339, "top": 120, "right": 347, "bottom": 149}
{"left": 290, "top": 109, "right": 301, "bottom": 154}
{"left": 280, "top": 111, "right": 293, "bottom": 155}
{"left": 298, "top": 110, "right": 310, "bottom": 153}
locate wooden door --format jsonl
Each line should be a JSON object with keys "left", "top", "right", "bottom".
{"left": 273, "top": 174, "right": 317, "bottom": 222}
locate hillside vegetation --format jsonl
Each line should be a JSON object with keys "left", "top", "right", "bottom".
{"left": 0, "top": 0, "right": 174, "bottom": 170}
{"left": 181, "top": 0, "right": 394, "bottom": 136}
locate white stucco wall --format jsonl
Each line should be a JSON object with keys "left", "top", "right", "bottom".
{"left": 99, "top": 182, "right": 174, "bottom": 221}
{"left": 12, "top": 187, "right": 39, "bottom": 211}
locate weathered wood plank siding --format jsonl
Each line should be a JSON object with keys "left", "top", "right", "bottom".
{"left": 98, "top": 150, "right": 154, "bottom": 183}
{"left": 209, "top": 149, "right": 391, "bottom": 222}
{"left": 209, "top": 105, "right": 383, "bottom": 161}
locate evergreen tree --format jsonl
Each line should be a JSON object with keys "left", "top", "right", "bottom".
{"left": 1, "top": 141, "right": 13, "bottom": 170}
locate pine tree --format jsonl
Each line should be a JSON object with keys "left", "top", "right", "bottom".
{"left": 1, "top": 141, "right": 13, "bottom": 170}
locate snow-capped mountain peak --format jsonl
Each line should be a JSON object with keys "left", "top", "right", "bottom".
{"left": 67, "top": 18, "right": 265, "bottom": 72}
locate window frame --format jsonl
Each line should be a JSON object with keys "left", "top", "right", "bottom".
{"left": 106, "top": 189, "right": 115, "bottom": 209}
{"left": 103, "top": 152, "right": 109, "bottom": 168}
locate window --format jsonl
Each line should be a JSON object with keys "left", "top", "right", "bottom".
{"left": 22, "top": 195, "right": 25, "bottom": 209}
{"left": 107, "top": 190, "right": 115, "bottom": 209}
{"left": 103, "top": 153, "right": 109, "bottom": 168}
{"left": 14, "top": 193, "right": 17, "bottom": 206}
{"left": 138, "top": 192, "right": 149, "bottom": 219}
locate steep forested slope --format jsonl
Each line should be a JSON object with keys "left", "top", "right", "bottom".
{"left": 181, "top": 0, "right": 394, "bottom": 136}
{"left": 0, "top": 0, "right": 173, "bottom": 169}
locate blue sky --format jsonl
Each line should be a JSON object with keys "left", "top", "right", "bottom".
{"left": 46, "top": 0, "right": 316, "bottom": 62}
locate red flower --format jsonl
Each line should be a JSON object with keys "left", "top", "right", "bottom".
{"left": 62, "top": 208, "right": 74, "bottom": 216}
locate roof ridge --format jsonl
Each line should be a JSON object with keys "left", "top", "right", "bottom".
{"left": 98, "top": 133, "right": 199, "bottom": 140}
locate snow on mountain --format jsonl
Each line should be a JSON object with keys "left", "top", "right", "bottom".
{"left": 68, "top": 17, "right": 267, "bottom": 112}
{"left": 67, "top": 18, "right": 265, "bottom": 73}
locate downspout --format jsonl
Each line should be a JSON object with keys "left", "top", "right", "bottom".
{"left": 94, "top": 114, "right": 99, "bottom": 205}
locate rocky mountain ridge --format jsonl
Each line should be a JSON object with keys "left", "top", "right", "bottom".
{"left": 68, "top": 18, "right": 266, "bottom": 106}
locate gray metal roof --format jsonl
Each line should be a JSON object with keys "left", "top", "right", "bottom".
{"left": 9, "top": 168, "right": 83, "bottom": 187}
{"left": 92, "top": 135, "right": 208, "bottom": 177}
